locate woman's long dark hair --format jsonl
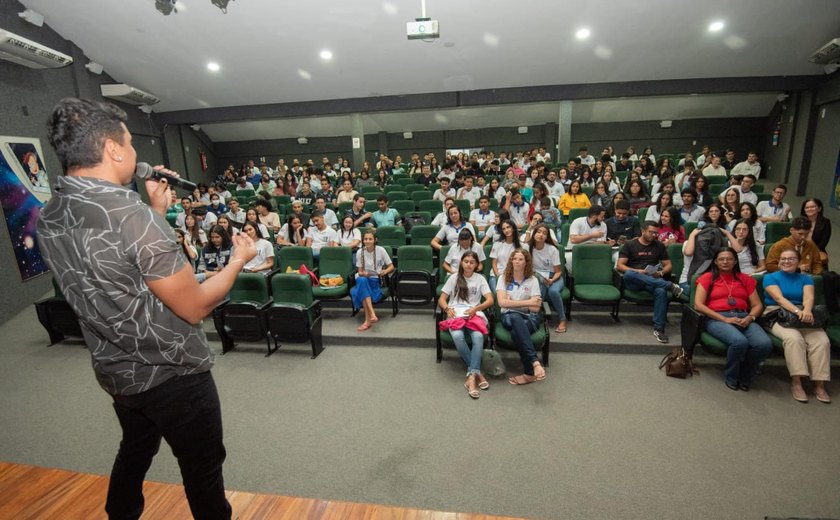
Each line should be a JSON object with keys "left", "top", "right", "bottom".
{"left": 286, "top": 215, "right": 303, "bottom": 243}
{"left": 733, "top": 218, "right": 759, "bottom": 268}
{"left": 454, "top": 251, "right": 480, "bottom": 302}
{"left": 207, "top": 225, "right": 232, "bottom": 251}
{"left": 501, "top": 220, "right": 521, "bottom": 249}
{"left": 527, "top": 223, "right": 557, "bottom": 250}
{"left": 242, "top": 221, "right": 264, "bottom": 240}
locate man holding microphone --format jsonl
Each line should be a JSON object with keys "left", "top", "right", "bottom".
{"left": 38, "top": 98, "right": 254, "bottom": 520}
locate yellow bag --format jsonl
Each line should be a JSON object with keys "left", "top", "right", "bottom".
{"left": 319, "top": 274, "right": 344, "bottom": 287}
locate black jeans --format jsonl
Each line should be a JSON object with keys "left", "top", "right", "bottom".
{"left": 105, "top": 371, "right": 231, "bottom": 520}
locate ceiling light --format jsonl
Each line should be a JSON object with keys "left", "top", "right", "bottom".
{"left": 708, "top": 21, "right": 724, "bottom": 32}
{"left": 211, "top": 0, "right": 233, "bottom": 13}
{"left": 320, "top": 50, "right": 333, "bottom": 61}
{"left": 576, "top": 28, "right": 590, "bottom": 40}
{"left": 155, "top": 0, "right": 177, "bottom": 15}
{"left": 207, "top": 62, "right": 220, "bottom": 72}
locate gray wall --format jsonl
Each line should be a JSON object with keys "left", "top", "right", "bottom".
{"left": 0, "top": 0, "right": 165, "bottom": 325}
{"left": 163, "top": 124, "right": 218, "bottom": 186}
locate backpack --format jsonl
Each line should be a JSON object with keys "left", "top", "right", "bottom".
{"left": 403, "top": 212, "right": 427, "bottom": 234}
{"left": 687, "top": 226, "right": 724, "bottom": 281}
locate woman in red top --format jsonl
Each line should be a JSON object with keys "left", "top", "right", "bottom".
{"left": 657, "top": 207, "right": 685, "bottom": 246}
{"left": 694, "top": 247, "right": 772, "bottom": 391}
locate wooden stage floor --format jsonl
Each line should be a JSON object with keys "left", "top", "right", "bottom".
{"left": 0, "top": 462, "right": 525, "bottom": 519}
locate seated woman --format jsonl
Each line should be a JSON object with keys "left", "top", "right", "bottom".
{"left": 720, "top": 187, "right": 741, "bottom": 225}
{"left": 199, "top": 225, "right": 233, "bottom": 279}
{"left": 729, "top": 218, "right": 765, "bottom": 275}
{"left": 528, "top": 224, "right": 568, "bottom": 334}
{"left": 479, "top": 209, "right": 511, "bottom": 247}
{"left": 694, "top": 247, "right": 772, "bottom": 391}
{"left": 656, "top": 207, "right": 685, "bottom": 246}
{"left": 443, "top": 228, "right": 486, "bottom": 277}
{"left": 276, "top": 214, "right": 310, "bottom": 247}
{"left": 438, "top": 251, "right": 494, "bottom": 399}
{"left": 183, "top": 214, "right": 207, "bottom": 249}
{"left": 589, "top": 182, "right": 611, "bottom": 210}
{"left": 216, "top": 214, "right": 239, "bottom": 236}
{"left": 727, "top": 202, "right": 766, "bottom": 246}
{"left": 431, "top": 205, "right": 476, "bottom": 251}
{"left": 489, "top": 220, "right": 528, "bottom": 293}
{"left": 646, "top": 191, "right": 674, "bottom": 224}
{"left": 174, "top": 229, "right": 198, "bottom": 266}
{"left": 626, "top": 180, "right": 650, "bottom": 215}
{"left": 240, "top": 221, "right": 275, "bottom": 274}
{"left": 496, "top": 249, "right": 546, "bottom": 385}
{"left": 245, "top": 208, "right": 271, "bottom": 239}
{"left": 337, "top": 215, "right": 361, "bottom": 250}
{"left": 702, "top": 202, "right": 727, "bottom": 228}
{"left": 352, "top": 229, "right": 395, "bottom": 331}
{"left": 763, "top": 249, "right": 831, "bottom": 403}
{"left": 801, "top": 198, "right": 832, "bottom": 268}
{"left": 557, "top": 180, "right": 590, "bottom": 220}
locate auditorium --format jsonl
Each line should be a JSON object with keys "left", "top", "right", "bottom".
{"left": 1, "top": 1, "right": 840, "bottom": 519}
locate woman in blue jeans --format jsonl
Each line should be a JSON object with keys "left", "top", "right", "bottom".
{"left": 694, "top": 247, "right": 772, "bottom": 391}
{"left": 528, "top": 224, "right": 568, "bottom": 333}
{"left": 438, "top": 252, "right": 494, "bottom": 398}
{"left": 496, "top": 249, "right": 547, "bottom": 385}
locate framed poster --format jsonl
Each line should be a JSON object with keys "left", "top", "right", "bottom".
{"left": 0, "top": 136, "right": 52, "bottom": 281}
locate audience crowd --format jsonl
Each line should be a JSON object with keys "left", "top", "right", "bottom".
{"left": 166, "top": 145, "right": 835, "bottom": 401}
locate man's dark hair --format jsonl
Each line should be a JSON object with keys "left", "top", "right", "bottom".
{"left": 191, "top": 207, "right": 208, "bottom": 217}
{"left": 352, "top": 193, "right": 365, "bottom": 202}
{"left": 579, "top": 146, "right": 588, "bottom": 152}
{"left": 181, "top": 197, "right": 191, "bottom": 204}
{"left": 314, "top": 195, "right": 326, "bottom": 202}
{"left": 621, "top": 153, "right": 631, "bottom": 160}
{"left": 377, "top": 194, "right": 389, "bottom": 203}
{"left": 680, "top": 188, "right": 695, "bottom": 198}
{"left": 478, "top": 195, "right": 490, "bottom": 203}
{"left": 744, "top": 174, "right": 757, "bottom": 183}
{"left": 310, "top": 210, "right": 324, "bottom": 218}
{"left": 47, "top": 98, "right": 127, "bottom": 173}
{"left": 790, "top": 216, "right": 812, "bottom": 231}
{"left": 614, "top": 200, "right": 631, "bottom": 211}
{"left": 775, "top": 184, "right": 788, "bottom": 193}
{"left": 588, "top": 205, "right": 605, "bottom": 217}
{"left": 642, "top": 220, "right": 660, "bottom": 230}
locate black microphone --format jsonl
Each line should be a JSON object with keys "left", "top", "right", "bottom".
{"left": 134, "top": 162, "right": 197, "bottom": 192}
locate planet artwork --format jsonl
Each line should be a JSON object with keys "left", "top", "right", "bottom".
{"left": 0, "top": 151, "right": 50, "bottom": 280}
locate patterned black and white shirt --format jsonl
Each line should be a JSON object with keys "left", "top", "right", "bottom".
{"left": 37, "top": 176, "right": 213, "bottom": 396}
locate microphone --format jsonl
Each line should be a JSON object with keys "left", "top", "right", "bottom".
{"left": 134, "top": 162, "right": 197, "bottom": 192}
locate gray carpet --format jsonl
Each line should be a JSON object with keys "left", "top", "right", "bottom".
{"left": 2, "top": 306, "right": 840, "bottom": 520}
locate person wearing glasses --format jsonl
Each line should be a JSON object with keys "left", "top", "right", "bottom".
{"left": 763, "top": 249, "right": 831, "bottom": 403}
{"left": 694, "top": 248, "right": 772, "bottom": 391}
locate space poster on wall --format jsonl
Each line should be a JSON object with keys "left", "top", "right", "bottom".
{"left": 0, "top": 136, "right": 52, "bottom": 281}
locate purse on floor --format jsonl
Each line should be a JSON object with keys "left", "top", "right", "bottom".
{"left": 658, "top": 347, "right": 699, "bottom": 379}
{"left": 481, "top": 347, "right": 506, "bottom": 377}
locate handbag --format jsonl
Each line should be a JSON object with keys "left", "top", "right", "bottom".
{"left": 765, "top": 305, "right": 828, "bottom": 329}
{"left": 658, "top": 347, "right": 699, "bottom": 379}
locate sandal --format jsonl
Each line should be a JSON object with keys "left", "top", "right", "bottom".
{"left": 464, "top": 375, "right": 479, "bottom": 399}
{"left": 791, "top": 385, "right": 808, "bottom": 403}
{"left": 508, "top": 374, "right": 536, "bottom": 385}
{"left": 357, "top": 322, "right": 372, "bottom": 332}
{"left": 477, "top": 373, "right": 490, "bottom": 390}
{"left": 533, "top": 362, "right": 546, "bottom": 381}
{"left": 369, "top": 315, "right": 379, "bottom": 323}
{"left": 555, "top": 322, "right": 567, "bottom": 333}
{"left": 815, "top": 390, "right": 831, "bottom": 404}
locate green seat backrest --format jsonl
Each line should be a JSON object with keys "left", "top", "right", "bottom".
{"left": 428, "top": 183, "right": 441, "bottom": 193}
{"left": 388, "top": 191, "right": 409, "bottom": 201}
{"left": 392, "top": 200, "right": 415, "bottom": 215}
{"left": 337, "top": 201, "right": 353, "bottom": 215}
{"left": 419, "top": 199, "right": 443, "bottom": 214}
{"left": 410, "top": 225, "right": 441, "bottom": 246}
{"left": 559, "top": 223, "right": 571, "bottom": 248}
{"left": 572, "top": 244, "right": 614, "bottom": 284}
{"left": 230, "top": 273, "right": 270, "bottom": 304}
{"left": 412, "top": 191, "right": 433, "bottom": 204}
{"left": 766, "top": 222, "right": 792, "bottom": 244}
{"left": 684, "top": 221, "right": 698, "bottom": 237}
{"left": 405, "top": 184, "right": 426, "bottom": 194}
{"left": 489, "top": 198, "right": 500, "bottom": 211}
{"left": 667, "top": 243, "right": 684, "bottom": 284}
{"left": 438, "top": 245, "right": 451, "bottom": 280}
{"left": 637, "top": 207, "right": 648, "bottom": 221}
{"left": 483, "top": 244, "right": 493, "bottom": 277}
{"left": 569, "top": 208, "right": 589, "bottom": 221}
{"left": 454, "top": 199, "right": 471, "bottom": 217}
{"left": 51, "top": 277, "right": 65, "bottom": 299}
{"left": 581, "top": 186, "right": 594, "bottom": 197}
{"left": 709, "top": 184, "right": 725, "bottom": 196}
{"left": 165, "top": 213, "right": 178, "bottom": 228}
{"left": 361, "top": 186, "right": 382, "bottom": 195}
{"left": 396, "top": 245, "right": 434, "bottom": 272}
{"left": 271, "top": 274, "right": 313, "bottom": 306}
{"left": 752, "top": 184, "right": 765, "bottom": 194}
{"left": 364, "top": 200, "right": 380, "bottom": 213}
{"left": 813, "top": 275, "right": 826, "bottom": 306}
{"left": 384, "top": 185, "right": 402, "bottom": 194}
{"left": 376, "top": 226, "right": 406, "bottom": 247}
{"left": 273, "top": 195, "right": 292, "bottom": 206}
{"left": 317, "top": 247, "right": 354, "bottom": 279}
{"left": 278, "top": 246, "right": 314, "bottom": 272}
{"left": 396, "top": 178, "right": 415, "bottom": 186}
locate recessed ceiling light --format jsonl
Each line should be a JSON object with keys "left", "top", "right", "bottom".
{"left": 207, "top": 62, "right": 220, "bottom": 72}
{"left": 320, "top": 50, "right": 333, "bottom": 61}
{"left": 708, "top": 21, "right": 724, "bottom": 32}
{"left": 576, "top": 28, "right": 590, "bottom": 40}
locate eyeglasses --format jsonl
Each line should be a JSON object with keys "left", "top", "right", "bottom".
{"left": 779, "top": 258, "right": 798, "bottom": 263}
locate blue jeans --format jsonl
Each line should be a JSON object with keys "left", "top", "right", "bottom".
{"left": 106, "top": 371, "right": 231, "bottom": 520}
{"left": 705, "top": 311, "right": 773, "bottom": 387}
{"left": 450, "top": 328, "right": 484, "bottom": 375}
{"left": 539, "top": 276, "right": 567, "bottom": 321}
{"left": 501, "top": 311, "right": 541, "bottom": 375}
{"left": 623, "top": 270, "right": 672, "bottom": 331}
{"left": 488, "top": 275, "right": 498, "bottom": 294}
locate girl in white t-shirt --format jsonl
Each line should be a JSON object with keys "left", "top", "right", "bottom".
{"left": 496, "top": 248, "right": 546, "bottom": 385}
{"left": 438, "top": 251, "right": 494, "bottom": 399}
{"left": 352, "top": 230, "right": 395, "bottom": 331}
{"left": 338, "top": 215, "right": 362, "bottom": 248}
{"left": 241, "top": 221, "right": 275, "bottom": 274}
{"left": 276, "top": 215, "right": 310, "bottom": 247}
{"left": 443, "top": 228, "right": 486, "bottom": 276}
{"left": 528, "top": 224, "right": 567, "bottom": 333}
{"left": 489, "top": 220, "right": 529, "bottom": 293}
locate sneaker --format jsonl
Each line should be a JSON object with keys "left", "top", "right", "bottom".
{"left": 653, "top": 329, "right": 669, "bottom": 343}
{"left": 671, "top": 283, "right": 684, "bottom": 299}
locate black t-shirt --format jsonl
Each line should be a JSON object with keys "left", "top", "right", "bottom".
{"left": 619, "top": 238, "right": 668, "bottom": 270}
{"left": 606, "top": 216, "right": 640, "bottom": 241}
{"left": 347, "top": 208, "right": 369, "bottom": 226}
{"left": 416, "top": 174, "right": 434, "bottom": 186}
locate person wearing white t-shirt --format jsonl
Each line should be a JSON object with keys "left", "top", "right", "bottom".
{"left": 457, "top": 177, "right": 482, "bottom": 209}
{"left": 505, "top": 191, "right": 530, "bottom": 229}
{"left": 443, "top": 228, "right": 487, "bottom": 276}
{"left": 469, "top": 196, "right": 496, "bottom": 239}
{"left": 489, "top": 220, "right": 529, "bottom": 292}
{"left": 438, "top": 251, "right": 494, "bottom": 399}
{"left": 337, "top": 215, "right": 362, "bottom": 249}
{"left": 241, "top": 221, "right": 275, "bottom": 274}
{"left": 577, "top": 146, "right": 596, "bottom": 167}
{"left": 496, "top": 249, "right": 546, "bottom": 385}
{"left": 756, "top": 184, "right": 791, "bottom": 223}
{"left": 701, "top": 156, "right": 727, "bottom": 179}
{"left": 543, "top": 170, "right": 565, "bottom": 202}
{"left": 730, "top": 152, "right": 761, "bottom": 179}
{"left": 433, "top": 178, "right": 457, "bottom": 202}
{"left": 527, "top": 224, "right": 567, "bottom": 333}
{"left": 309, "top": 211, "right": 339, "bottom": 258}
{"left": 312, "top": 197, "right": 339, "bottom": 229}
{"left": 566, "top": 205, "right": 609, "bottom": 272}
{"left": 352, "top": 230, "right": 395, "bottom": 332}
{"left": 431, "top": 205, "right": 476, "bottom": 250}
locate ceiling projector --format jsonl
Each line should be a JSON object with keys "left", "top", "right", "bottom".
{"left": 407, "top": 18, "right": 439, "bottom": 40}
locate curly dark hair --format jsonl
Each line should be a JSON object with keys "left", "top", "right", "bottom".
{"left": 47, "top": 98, "right": 127, "bottom": 173}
